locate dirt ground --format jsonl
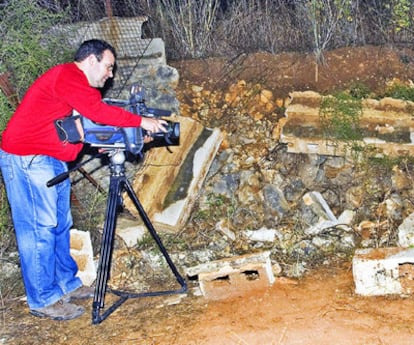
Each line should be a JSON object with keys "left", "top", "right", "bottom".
{"left": 3, "top": 262, "right": 414, "bottom": 345}
{"left": 3, "top": 45, "right": 414, "bottom": 345}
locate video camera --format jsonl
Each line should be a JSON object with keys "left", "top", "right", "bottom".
{"left": 81, "top": 83, "right": 180, "bottom": 155}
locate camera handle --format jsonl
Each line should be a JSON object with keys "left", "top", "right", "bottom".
{"left": 92, "top": 149, "right": 187, "bottom": 324}
{"left": 47, "top": 153, "right": 104, "bottom": 187}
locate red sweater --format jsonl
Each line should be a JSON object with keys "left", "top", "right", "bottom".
{"left": 1, "top": 63, "right": 142, "bottom": 162}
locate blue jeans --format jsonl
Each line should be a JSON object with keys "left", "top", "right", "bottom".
{"left": 0, "top": 150, "right": 82, "bottom": 309}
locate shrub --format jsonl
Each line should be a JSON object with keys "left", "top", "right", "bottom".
{"left": 0, "top": 0, "right": 74, "bottom": 258}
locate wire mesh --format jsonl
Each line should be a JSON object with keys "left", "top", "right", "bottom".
{"left": 63, "top": 0, "right": 157, "bottom": 97}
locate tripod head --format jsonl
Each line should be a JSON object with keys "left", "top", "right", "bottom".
{"left": 46, "top": 148, "right": 129, "bottom": 187}
{"left": 106, "top": 149, "right": 128, "bottom": 176}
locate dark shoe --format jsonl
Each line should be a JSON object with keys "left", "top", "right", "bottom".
{"left": 30, "top": 300, "right": 84, "bottom": 321}
{"left": 63, "top": 285, "right": 95, "bottom": 302}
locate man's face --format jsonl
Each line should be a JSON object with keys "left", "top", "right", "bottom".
{"left": 88, "top": 49, "right": 115, "bottom": 88}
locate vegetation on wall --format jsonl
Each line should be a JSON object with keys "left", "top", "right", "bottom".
{"left": 1, "top": 0, "right": 73, "bottom": 95}
{"left": 320, "top": 91, "right": 363, "bottom": 143}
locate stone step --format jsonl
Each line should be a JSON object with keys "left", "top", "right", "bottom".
{"left": 352, "top": 247, "right": 414, "bottom": 296}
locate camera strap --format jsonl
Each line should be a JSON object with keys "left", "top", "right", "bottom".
{"left": 54, "top": 110, "right": 85, "bottom": 143}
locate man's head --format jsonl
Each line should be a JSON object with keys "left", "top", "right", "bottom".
{"left": 74, "top": 39, "right": 116, "bottom": 88}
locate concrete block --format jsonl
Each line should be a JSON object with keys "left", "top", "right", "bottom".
{"left": 186, "top": 252, "right": 275, "bottom": 300}
{"left": 352, "top": 247, "right": 414, "bottom": 296}
{"left": 70, "top": 229, "right": 96, "bottom": 287}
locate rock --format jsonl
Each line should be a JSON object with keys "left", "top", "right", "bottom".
{"left": 262, "top": 184, "right": 290, "bottom": 219}
{"left": 244, "top": 227, "right": 282, "bottom": 242}
{"left": 398, "top": 212, "right": 414, "bottom": 247}
{"left": 215, "top": 220, "right": 236, "bottom": 241}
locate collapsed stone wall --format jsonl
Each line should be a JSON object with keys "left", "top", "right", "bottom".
{"left": 73, "top": 81, "right": 414, "bottom": 282}
{"left": 174, "top": 82, "right": 414, "bottom": 278}
{"left": 281, "top": 91, "right": 414, "bottom": 157}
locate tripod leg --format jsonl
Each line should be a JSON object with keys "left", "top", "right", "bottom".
{"left": 91, "top": 152, "right": 186, "bottom": 324}
{"left": 123, "top": 178, "right": 187, "bottom": 288}
{"left": 92, "top": 176, "right": 123, "bottom": 324}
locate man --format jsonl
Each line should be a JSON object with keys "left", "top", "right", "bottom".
{"left": 0, "top": 39, "right": 167, "bottom": 321}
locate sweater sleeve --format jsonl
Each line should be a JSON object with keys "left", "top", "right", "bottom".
{"left": 55, "top": 65, "right": 142, "bottom": 128}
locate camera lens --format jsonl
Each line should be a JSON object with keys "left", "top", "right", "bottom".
{"left": 170, "top": 122, "right": 180, "bottom": 139}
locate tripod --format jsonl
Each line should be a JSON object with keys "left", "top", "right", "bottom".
{"left": 91, "top": 149, "right": 187, "bottom": 324}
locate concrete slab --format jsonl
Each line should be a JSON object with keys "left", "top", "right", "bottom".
{"left": 125, "top": 115, "right": 223, "bottom": 232}
{"left": 186, "top": 252, "right": 275, "bottom": 300}
{"left": 352, "top": 247, "right": 414, "bottom": 296}
{"left": 280, "top": 91, "right": 414, "bottom": 157}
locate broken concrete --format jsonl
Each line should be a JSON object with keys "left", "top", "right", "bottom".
{"left": 114, "top": 217, "right": 147, "bottom": 248}
{"left": 70, "top": 229, "right": 96, "bottom": 287}
{"left": 125, "top": 115, "right": 223, "bottom": 232}
{"left": 186, "top": 252, "right": 275, "bottom": 300}
{"left": 352, "top": 247, "right": 414, "bottom": 296}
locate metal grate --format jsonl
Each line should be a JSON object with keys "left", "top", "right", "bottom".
{"left": 65, "top": 0, "right": 155, "bottom": 97}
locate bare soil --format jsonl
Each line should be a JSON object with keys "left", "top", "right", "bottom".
{"left": 3, "top": 45, "right": 414, "bottom": 345}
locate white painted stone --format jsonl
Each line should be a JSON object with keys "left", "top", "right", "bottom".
{"left": 398, "top": 212, "right": 414, "bottom": 247}
{"left": 244, "top": 228, "right": 279, "bottom": 242}
{"left": 352, "top": 247, "right": 414, "bottom": 296}
{"left": 153, "top": 127, "right": 222, "bottom": 229}
{"left": 215, "top": 220, "right": 236, "bottom": 241}
{"left": 303, "top": 195, "right": 355, "bottom": 235}
{"left": 70, "top": 229, "right": 96, "bottom": 287}
{"left": 116, "top": 225, "right": 146, "bottom": 247}
{"left": 337, "top": 209, "right": 355, "bottom": 229}
{"left": 305, "top": 219, "right": 338, "bottom": 235}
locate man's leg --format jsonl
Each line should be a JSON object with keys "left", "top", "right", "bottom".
{"left": 51, "top": 158, "right": 84, "bottom": 294}
{"left": 0, "top": 152, "right": 82, "bottom": 314}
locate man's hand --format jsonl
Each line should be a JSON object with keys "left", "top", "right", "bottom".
{"left": 140, "top": 117, "right": 168, "bottom": 143}
{"left": 140, "top": 117, "right": 168, "bottom": 135}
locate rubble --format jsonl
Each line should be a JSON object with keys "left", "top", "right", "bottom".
{"left": 353, "top": 247, "right": 414, "bottom": 296}
{"left": 65, "top": 30, "right": 414, "bottom": 297}
{"left": 186, "top": 251, "right": 275, "bottom": 300}
{"left": 67, "top": 79, "right": 414, "bottom": 299}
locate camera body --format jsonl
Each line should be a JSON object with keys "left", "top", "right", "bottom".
{"left": 82, "top": 84, "right": 180, "bottom": 155}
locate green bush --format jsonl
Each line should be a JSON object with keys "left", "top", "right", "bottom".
{"left": 0, "top": 0, "right": 74, "bottom": 256}
{"left": 348, "top": 82, "right": 371, "bottom": 99}
{"left": 383, "top": 84, "right": 414, "bottom": 102}
{"left": 320, "top": 91, "right": 363, "bottom": 142}
{"left": 0, "top": 0, "right": 72, "bottom": 98}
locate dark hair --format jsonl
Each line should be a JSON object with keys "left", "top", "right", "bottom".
{"left": 74, "top": 39, "right": 117, "bottom": 62}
